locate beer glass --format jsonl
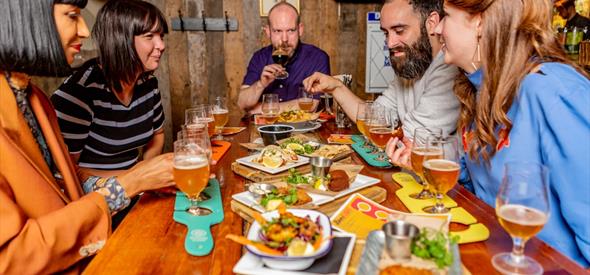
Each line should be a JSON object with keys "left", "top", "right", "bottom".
{"left": 492, "top": 162, "right": 549, "bottom": 275}
{"left": 422, "top": 136, "right": 460, "bottom": 213}
{"left": 173, "top": 138, "right": 210, "bottom": 216}
{"left": 355, "top": 101, "right": 374, "bottom": 150}
{"left": 186, "top": 105, "right": 215, "bottom": 137}
{"left": 409, "top": 127, "right": 443, "bottom": 199}
{"left": 272, "top": 47, "right": 289, "bottom": 79}
{"left": 260, "top": 94, "right": 280, "bottom": 124}
{"left": 179, "top": 125, "right": 212, "bottom": 164}
{"left": 298, "top": 87, "right": 315, "bottom": 113}
{"left": 367, "top": 105, "right": 397, "bottom": 161}
{"left": 212, "top": 96, "right": 229, "bottom": 140}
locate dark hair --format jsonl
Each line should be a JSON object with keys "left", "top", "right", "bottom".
{"left": 92, "top": 0, "right": 168, "bottom": 93}
{"left": 0, "top": 0, "right": 87, "bottom": 76}
{"left": 384, "top": 0, "right": 444, "bottom": 21}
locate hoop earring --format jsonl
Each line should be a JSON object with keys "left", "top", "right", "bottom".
{"left": 471, "top": 37, "right": 481, "bottom": 71}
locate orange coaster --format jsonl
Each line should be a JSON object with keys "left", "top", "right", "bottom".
{"left": 211, "top": 140, "right": 231, "bottom": 162}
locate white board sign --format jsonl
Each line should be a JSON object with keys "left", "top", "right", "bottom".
{"left": 365, "top": 12, "right": 394, "bottom": 94}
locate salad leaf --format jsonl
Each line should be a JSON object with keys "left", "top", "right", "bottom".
{"left": 411, "top": 228, "right": 459, "bottom": 269}
{"left": 285, "top": 168, "right": 310, "bottom": 185}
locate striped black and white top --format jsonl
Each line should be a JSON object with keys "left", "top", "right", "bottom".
{"left": 51, "top": 59, "right": 165, "bottom": 170}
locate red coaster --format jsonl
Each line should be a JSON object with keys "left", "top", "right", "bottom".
{"left": 211, "top": 140, "right": 231, "bottom": 162}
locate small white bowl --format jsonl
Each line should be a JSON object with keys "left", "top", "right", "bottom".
{"left": 245, "top": 209, "right": 333, "bottom": 271}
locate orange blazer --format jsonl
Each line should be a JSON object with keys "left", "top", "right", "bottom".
{"left": 0, "top": 75, "right": 111, "bottom": 274}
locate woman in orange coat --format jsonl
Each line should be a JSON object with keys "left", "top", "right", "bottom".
{"left": 0, "top": 0, "right": 174, "bottom": 273}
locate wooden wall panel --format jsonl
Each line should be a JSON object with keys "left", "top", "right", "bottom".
{"left": 34, "top": 0, "right": 381, "bottom": 151}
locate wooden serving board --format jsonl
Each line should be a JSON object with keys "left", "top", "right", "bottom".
{"left": 231, "top": 157, "right": 354, "bottom": 182}
{"left": 230, "top": 186, "right": 387, "bottom": 223}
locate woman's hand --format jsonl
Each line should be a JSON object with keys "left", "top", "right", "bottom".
{"left": 386, "top": 136, "right": 413, "bottom": 170}
{"left": 117, "top": 153, "right": 175, "bottom": 197}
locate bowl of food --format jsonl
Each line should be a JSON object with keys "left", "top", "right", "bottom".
{"left": 258, "top": 125, "right": 295, "bottom": 146}
{"left": 245, "top": 208, "right": 332, "bottom": 270}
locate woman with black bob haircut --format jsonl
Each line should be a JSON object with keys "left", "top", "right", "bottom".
{"left": 0, "top": 0, "right": 174, "bottom": 273}
{"left": 52, "top": 0, "right": 169, "bottom": 177}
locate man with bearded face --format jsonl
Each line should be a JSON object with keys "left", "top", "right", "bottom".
{"left": 238, "top": 2, "right": 330, "bottom": 114}
{"left": 303, "top": 0, "right": 459, "bottom": 139}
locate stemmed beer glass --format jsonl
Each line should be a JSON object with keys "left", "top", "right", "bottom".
{"left": 298, "top": 87, "right": 315, "bottom": 113}
{"left": 409, "top": 127, "right": 443, "bottom": 199}
{"left": 492, "top": 162, "right": 549, "bottom": 275}
{"left": 422, "top": 136, "right": 460, "bottom": 213}
{"left": 173, "top": 137, "right": 211, "bottom": 216}
{"left": 356, "top": 101, "right": 374, "bottom": 150}
{"left": 186, "top": 105, "right": 215, "bottom": 137}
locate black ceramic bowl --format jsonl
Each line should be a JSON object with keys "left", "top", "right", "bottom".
{"left": 257, "top": 124, "right": 294, "bottom": 145}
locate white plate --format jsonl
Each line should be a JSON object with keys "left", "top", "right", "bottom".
{"left": 231, "top": 174, "right": 380, "bottom": 212}
{"left": 236, "top": 154, "right": 310, "bottom": 174}
{"left": 292, "top": 121, "right": 322, "bottom": 133}
{"left": 233, "top": 231, "right": 356, "bottom": 275}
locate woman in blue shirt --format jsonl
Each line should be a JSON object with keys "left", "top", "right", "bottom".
{"left": 388, "top": 0, "right": 590, "bottom": 268}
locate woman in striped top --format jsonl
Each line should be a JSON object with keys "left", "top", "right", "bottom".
{"left": 51, "top": 0, "right": 167, "bottom": 177}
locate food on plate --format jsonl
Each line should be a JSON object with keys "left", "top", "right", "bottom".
{"left": 260, "top": 186, "right": 312, "bottom": 211}
{"left": 326, "top": 170, "right": 350, "bottom": 192}
{"left": 286, "top": 168, "right": 355, "bottom": 192}
{"left": 246, "top": 205, "right": 324, "bottom": 256}
{"left": 411, "top": 228, "right": 458, "bottom": 268}
{"left": 252, "top": 145, "right": 299, "bottom": 168}
{"left": 277, "top": 110, "right": 318, "bottom": 123}
{"left": 280, "top": 138, "right": 318, "bottom": 155}
{"left": 309, "top": 145, "right": 351, "bottom": 159}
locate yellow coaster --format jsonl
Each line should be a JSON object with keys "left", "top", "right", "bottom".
{"left": 393, "top": 172, "right": 490, "bottom": 244}
{"left": 395, "top": 188, "right": 458, "bottom": 213}
{"left": 449, "top": 207, "right": 477, "bottom": 225}
{"left": 450, "top": 223, "right": 490, "bottom": 244}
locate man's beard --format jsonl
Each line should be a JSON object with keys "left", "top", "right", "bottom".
{"left": 389, "top": 24, "right": 432, "bottom": 85}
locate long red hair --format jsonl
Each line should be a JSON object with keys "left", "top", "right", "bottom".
{"left": 448, "top": 0, "right": 589, "bottom": 162}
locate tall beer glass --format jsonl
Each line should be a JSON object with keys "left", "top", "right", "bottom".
{"left": 492, "top": 162, "right": 549, "bottom": 275}
{"left": 409, "top": 127, "right": 443, "bottom": 199}
{"left": 173, "top": 138, "right": 210, "bottom": 216}
{"left": 272, "top": 47, "right": 289, "bottom": 79}
{"left": 423, "top": 136, "right": 460, "bottom": 213}
{"left": 212, "top": 96, "right": 229, "bottom": 140}
{"left": 261, "top": 94, "right": 280, "bottom": 124}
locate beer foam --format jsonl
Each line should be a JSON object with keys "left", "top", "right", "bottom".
{"left": 174, "top": 156, "right": 208, "bottom": 169}
{"left": 422, "top": 159, "right": 460, "bottom": 171}
{"left": 412, "top": 147, "right": 443, "bottom": 156}
{"left": 212, "top": 109, "right": 228, "bottom": 114}
{"left": 498, "top": 204, "right": 547, "bottom": 226}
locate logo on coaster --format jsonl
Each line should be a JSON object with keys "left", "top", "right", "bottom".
{"left": 190, "top": 229, "right": 208, "bottom": 242}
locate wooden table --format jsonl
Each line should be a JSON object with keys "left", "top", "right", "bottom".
{"left": 84, "top": 117, "right": 587, "bottom": 274}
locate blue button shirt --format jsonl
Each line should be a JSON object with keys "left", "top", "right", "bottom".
{"left": 243, "top": 43, "right": 330, "bottom": 102}
{"left": 459, "top": 63, "right": 590, "bottom": 267}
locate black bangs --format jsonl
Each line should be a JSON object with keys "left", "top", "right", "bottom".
{"left": 136, "top": 7, "right": 169, "bottom": 35}
{"left": 54, "top": 0, "right": 88, "bottom": 8}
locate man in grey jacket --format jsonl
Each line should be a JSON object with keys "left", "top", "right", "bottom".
{"left": 302, "top": 0, "right": 459, "bottom": 138}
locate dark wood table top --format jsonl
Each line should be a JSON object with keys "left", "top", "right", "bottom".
{"left": 83, "top": 117, "right": 588, "bottom": 274}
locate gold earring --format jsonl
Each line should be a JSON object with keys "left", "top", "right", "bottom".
{"left": 471, "top": 37, "right": 481, "bottom": 71}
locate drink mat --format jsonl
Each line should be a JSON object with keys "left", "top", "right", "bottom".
{"left": 173, "top": 179, "right": 224, "bottom": 256}
{"left": 350, "top": 135, "right": 392, "bottom": 168}
{"left": 392, "top": 173, "right": 490, "bottom": 244}
{"left": 211, "top": 140, "right": 231, "bottom": 162}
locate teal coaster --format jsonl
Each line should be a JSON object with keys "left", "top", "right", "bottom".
{"left": 350, "top": 135, "right": 393, "bottom": 168}
{"left": 173, "top": 179, "right": 224, "bottom": 256}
